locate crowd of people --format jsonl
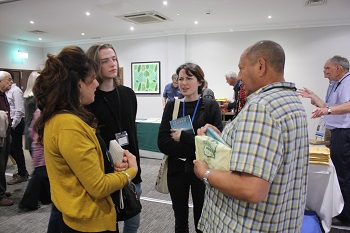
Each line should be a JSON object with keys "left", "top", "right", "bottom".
{"left": 0, "top": 39, "right": 349, "bottom": 233}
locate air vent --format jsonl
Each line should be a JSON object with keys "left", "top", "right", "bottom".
{"left": 28, "top": 30, "right": 47, "bottom": 34}
{"left": 116, "top": 11, "right": 171, "bottom": 24}
{"left": 305, "top": 0, "right": 327, "bottom": 6}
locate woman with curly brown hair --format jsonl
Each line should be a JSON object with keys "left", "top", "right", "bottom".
{"left": 34, "top": 46, "right": 137, "bottom": 233}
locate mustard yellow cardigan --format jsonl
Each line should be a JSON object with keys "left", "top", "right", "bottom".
{"left": 44, "top": 113, "right": 136, "bottom": 232}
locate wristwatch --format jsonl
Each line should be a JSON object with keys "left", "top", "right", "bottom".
{"left": 203, "top": 170, "right": 212, "bottom": 187}
{"left": 327, "top": 106, "right": 332, "bottom": 115}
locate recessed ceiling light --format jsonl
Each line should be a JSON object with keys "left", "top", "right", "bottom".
{"left": 38, "top": 38, "right": 42, "bottom": 40}
{"left": 81, "top": 33, "right": 85, "bottom": 36}
{"left": 30, "top": 21, "right": 34, "bottom": 24}
{"left": 86, "top": 12, "right": 90, "bottom": 16}
{"left": 194, "top": 21, "right": 199, "bottom": 25}
{"left": 163, "top": 1, "right": 168, "bottom": 5}
{"left": 177, "top": 13, "right": 180, "bottom": 16}
{"left": 130, "top": 26, "right": 134, "bottom": 31}
{"left": 268, "top": 15, "right": 272, "bottom": 19}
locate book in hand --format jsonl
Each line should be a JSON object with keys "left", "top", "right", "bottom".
{"left": 169, "top": 115, "right": 195, "bottom": 134}
{"left": 109, "top": 140, "right": 124, "bottom": 164}
{"left": 205, "top": 127, "right": 229, "bottom": 146}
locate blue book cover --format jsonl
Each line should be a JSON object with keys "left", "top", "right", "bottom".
{"left": 170, "top": 115, "right": 195, "bottom": 134}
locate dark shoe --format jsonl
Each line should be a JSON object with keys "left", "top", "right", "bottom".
{"left": 0, "top": 197, "right": 14, "bottom": 206}
{"left": 7, "top": 174, "right": 28, "bottom": 185}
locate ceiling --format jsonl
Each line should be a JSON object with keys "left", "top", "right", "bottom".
{"left": 0, "top": 0, "right": 350, "bottom": 47}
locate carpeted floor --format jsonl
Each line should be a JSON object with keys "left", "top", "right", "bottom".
{"left": 0, "top": 149, "right": 349, "bottom": 233}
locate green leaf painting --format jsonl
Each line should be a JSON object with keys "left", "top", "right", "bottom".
{"left": 132, "top": 62, "right": 160, "bottom": 94}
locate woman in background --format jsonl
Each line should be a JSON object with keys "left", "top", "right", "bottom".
{"left": 18, "top": 108, "right": 51, "bottom": 210}
{"left": 86, "top": 43, "right": 142, "bottom": 233}
{"left": 158, "top": 62, "right": 223, "bottom": 233}
{"left": 33, "top": 46, "right": 137, "bottom": 233}
{"left": 23, "top": 71, "right": 40, "bottom": 156}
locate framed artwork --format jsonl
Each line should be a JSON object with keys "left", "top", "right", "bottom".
{"left": 131, "top": 61, "right": 160, "bottom": 94}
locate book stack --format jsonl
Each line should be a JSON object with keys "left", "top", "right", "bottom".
{"left": 309, "top": 146, "right": 330, "bottom": 165}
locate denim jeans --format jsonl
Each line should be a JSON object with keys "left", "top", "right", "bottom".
{"left": 122, "top": 183, "right": 142, "bottom": 233}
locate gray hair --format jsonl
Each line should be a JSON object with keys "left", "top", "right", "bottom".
{"left": 225, "top": 70, "right": 237, "bottom": 79}
{"left": 329, "top": 55, "right": 349, "bottom": 71}
{"left": 0, "top": 71, "right": 9, "bottom": 81}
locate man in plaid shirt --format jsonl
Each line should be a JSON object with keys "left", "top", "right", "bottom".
{"left": 194, "top": 40, "right": 309, "bottom": 232}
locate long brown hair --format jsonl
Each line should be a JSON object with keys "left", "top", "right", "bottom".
{"left": 33, "top": 46, "right": 98, "bottom": 143}
{"left": 86, "top": 43, "right": 121, "bottom": 86}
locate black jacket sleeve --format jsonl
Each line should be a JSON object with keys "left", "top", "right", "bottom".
{"left": 158, "top": 101, "right": 193, "bottom": 159}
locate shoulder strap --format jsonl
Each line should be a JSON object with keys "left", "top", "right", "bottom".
{"left": 172, "top": 99, "right": 180, "bottom": 120}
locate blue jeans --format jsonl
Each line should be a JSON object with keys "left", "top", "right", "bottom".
{"left": 122, "top": 183, "right": 142, "bottom": 233}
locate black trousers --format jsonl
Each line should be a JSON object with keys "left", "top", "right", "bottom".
{"left": 0, "top": 128, "right": 10, "bottom": 195}
{"left": 168, "top": 160, "right": 205, "bottom": 233}
{"left": 10, "top": 118, "right": 27, "bottom": 176}
{"left": 19, "top": 166, "right": 51, "bottom": 209}
{"left": 331, "top": 128, "right": 350, "bottom": 222}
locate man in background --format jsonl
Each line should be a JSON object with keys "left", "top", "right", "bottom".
{"left": 5, "top": 70, "right": 28, "bottom": 185}
{"left": 305, "top": 56, "right": 350, "bottom": 226}
{"left": 162, "top": 73, "right": 183, "bottom": 107}
{"left": 220, "top": 70, "right": 246, "bottom": 118}
{"left": 0, "top": 71, "right": 14, "bottom": 206}
{"left": 194, "top": 40, "right": 309, "bottom": 232}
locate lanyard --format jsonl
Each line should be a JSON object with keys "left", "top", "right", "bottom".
{"left": 183, "top": 96, "right": 201, "bottom": 123}
{"left": 334, "top": 73, "right": 350, "bottom": 92}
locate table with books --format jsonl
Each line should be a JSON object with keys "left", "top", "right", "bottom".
{"left": 136, "top": 118, "right": 163, "bottom": 159}
{"left": 306, "top": 145, "right": 344, "bottom": 233}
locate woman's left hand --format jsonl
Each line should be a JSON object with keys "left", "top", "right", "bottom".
{"left": 114, "top": 155, "right": 129, "bottom": 172}
{"left": 170, "top": 129, "right": 181, "bottom": 142}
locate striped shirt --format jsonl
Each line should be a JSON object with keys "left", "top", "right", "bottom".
{"left": 198, "top": 82, "right": 309, "bottom": 233}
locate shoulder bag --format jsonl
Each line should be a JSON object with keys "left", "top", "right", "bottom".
{"left": 155, "top": 99, "right": 180, "bottom": 194}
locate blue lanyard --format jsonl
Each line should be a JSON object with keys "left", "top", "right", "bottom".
{"left": 334, "top": 73, "right": 350, "bottom": 92}
{"left": 183, "top": 97, "right": 201, "bottom": 123}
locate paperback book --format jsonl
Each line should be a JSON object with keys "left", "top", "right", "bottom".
{"left": 205, "top": 127, "right": 229, "bottom": 146}
{"left": 169, "top": 115, "right": 195, "bottom": 134}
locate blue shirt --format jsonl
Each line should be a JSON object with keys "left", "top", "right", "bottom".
{"left": 162, "top": 82, "right": 183, "bottom": 102}
{"left": 325, "top": 72, "right": 350, "bottom": 129}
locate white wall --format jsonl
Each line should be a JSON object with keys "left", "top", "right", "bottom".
{"left": 0, "top": 41, "right": 44, "bottom": 70}
{"left": 2, "top": 25, "right": 350, "bottom": 137}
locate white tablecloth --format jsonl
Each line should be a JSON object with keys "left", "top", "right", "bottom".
{"left": 306, "top": 161, "right": 344, "bottom": 233}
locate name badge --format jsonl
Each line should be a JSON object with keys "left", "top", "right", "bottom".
{"left": 115, "top": 131, "right": 129, "bottom": 146}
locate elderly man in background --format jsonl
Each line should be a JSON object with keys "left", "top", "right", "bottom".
{"left": 220, "top": 70, "right": 246, "bottom": 118}
{"left": 0, "top": 71, "right": 14, "bottom": 206}
{"left": 309, "top": 56, "right": 350, "bottom": 226}
{"left": 5, "top": 70, "right": 28, "bottom": 185}
{"left": 194, "top": 40, "right": 309, "bottom": 232}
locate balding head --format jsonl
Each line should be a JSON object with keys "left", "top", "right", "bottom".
{"left": 245, "top": 40, "right": 285, "bottom": 74}
{"left": 238, "top": 40, "right": 285, "bottom": 96}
